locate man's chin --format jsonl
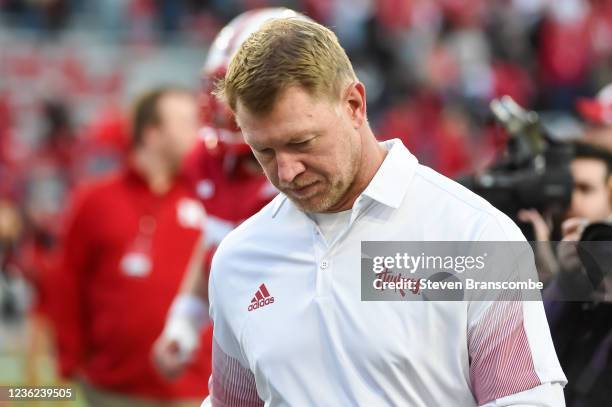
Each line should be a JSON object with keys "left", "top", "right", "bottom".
{"left": 284, "top": 184, "right": 349, "bottom": 213}
{"left": 286, "top": 194, "right": 330, "bottom": 213}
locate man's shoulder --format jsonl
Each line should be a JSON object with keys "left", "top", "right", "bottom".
{"left": 70, "top": 172, "right": 122, "bottom": 210}
{"left": 408, "top": 164, "right": 523, "bottom": 240}
{"left": 213, "top": 194, "right": 289, "bottom": 261}
{"left": 412, "top": 164, "right": 496, "bottom": 215}
{"left": 208, "top": 195, "right": 292, "bottom": 322}
{"left": 225, "top": 193, "right": 281, "bottom": 231}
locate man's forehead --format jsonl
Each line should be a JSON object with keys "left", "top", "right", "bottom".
{"left": 236, "top": 90, "right": 332, "bottom": 144}
{"left": 572, "top": 158, "right": 609, "bottom": 182}
{"left": 159, "top": 92, "right": 195, "bottom": 112}
{"left": 573, "top": 157, "right": 608, "bottom": 169}
{"left": 240, "top": 118, "right": 319, "bottom": 146}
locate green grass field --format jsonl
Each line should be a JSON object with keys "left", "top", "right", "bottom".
{"left": 0, "top": 316, "right": 86, "bottom": 407}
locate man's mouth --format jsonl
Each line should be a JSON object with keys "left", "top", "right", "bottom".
{"left": 289, "top": 181, "right": 319, "bottom": 198}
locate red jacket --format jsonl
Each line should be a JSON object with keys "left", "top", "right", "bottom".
{"left": 52, "top": 167, "right": 210, "bottom": 400}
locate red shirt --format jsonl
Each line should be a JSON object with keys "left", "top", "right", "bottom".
{"left": 52, "top": 167, "right": 210, "bottom": 400}
{"left": 538, "top": 15, "right": 592, "bottom": 86}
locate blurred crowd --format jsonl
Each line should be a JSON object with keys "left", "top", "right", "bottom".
{"left": 3, "top": 0, "right": 612, "bottom": 173}
{"left": 1, "top": 0, "right": 612, "bottom": 406}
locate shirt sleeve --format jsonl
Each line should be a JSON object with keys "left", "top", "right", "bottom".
{"left": 468, "top": 215, "right": 567, "bottom": 405}
{"left": 468, "top": 298, "right": 566, "bottom": 405}
{"left": 210, "top": 339, "right": 263, "bottom": 406}
{"left": 51, "top": 189, "right": 94, "bottom": 378}
{"left": 480, "top": 382, "right": 565, "bottom": 406}
{"left": 208, "top": 250, "right": 263, "bottom": 406}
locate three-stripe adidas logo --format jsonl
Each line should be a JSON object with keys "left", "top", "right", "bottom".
{"left": 248, "top": 283, "right": 275, "bottom": 312}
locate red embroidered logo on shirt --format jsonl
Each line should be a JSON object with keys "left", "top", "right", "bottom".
{"left": 248, "top": 283, "right": 275, "bottom": 312}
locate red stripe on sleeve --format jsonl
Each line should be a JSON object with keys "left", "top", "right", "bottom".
{"left": 211, "top": 339, "right": 263, "bottom": 407}
{"left": 468, "top": 299, "right": 541, "bottom": 405}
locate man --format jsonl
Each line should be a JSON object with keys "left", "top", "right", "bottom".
{"left": 206, "top": 18, "right": 566, "bottom": 406}
{"left": 561, "top": 142, "right": 612, "bottom": 239}
{"left": 540, "top": 145, "right": 612, "bottom": 406}
{"left": 521, "top": 141, "right": 612, "bottom": 234}
{"left": 52, "top": 86, "right": 209, "bottom": 406}
{"left": 518, "top": 141, "right": 612, "bottom": 283}
{"left": 152, "top": 8, "right": 306, "bottom": 379}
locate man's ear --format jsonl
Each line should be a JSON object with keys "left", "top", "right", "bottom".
{"left": 344, "top": 81, "right": 366, "bottom": 129}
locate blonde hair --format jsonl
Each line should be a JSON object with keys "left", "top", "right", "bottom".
{"left": 215, "top": 18, "right": 357, "bottom": 115}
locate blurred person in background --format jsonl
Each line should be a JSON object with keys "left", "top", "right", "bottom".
{"left": 0, "top": 90, "right": 128, "bottom": 385}
{"left": 513, "top": 82, "right": 612, "bottom": 405}
{"left": 75, "top": 103, "right": 130, "bottom": 183}
{"left": 152, "top": 7, "right": 293, "bottom": 381}
{"left": 376, "top": 91, "right": 473, "bottom": 178}
{"left": 9, "top": 98, "right": 82, "bottom": 385}
{"left": 0, "top": 199, "right": 23, "bottom": 323}
{"left": 19, "top": 99, "right": 77, "bottom": 315}
{"left": 518, "top": 141, "right": 612, "bottom": 282}
{"left": 578, "top": 83, "right": 612, "bottom": 152}
{"left": 537, "top": 0, "right": 593, "bottom": 111}
{"left": 519, "top": 80, "right": 612, "bottom": 283}
{"left": 51, "top": 86, "right": 208, "bottom": 407}
{"left": 562, "top": 142, "right": 612, "bottom": 232}
{"left": 0, "top": 92, "right": 14, "bottom": 176}
{"left": 543, "top": 141, "right": 612, "bottom": 407}
{"left": 512, "top": 113, "right": 612, "bottom": 405}
{"left": 0, "top": 0, "right": 71, "bottom": 34}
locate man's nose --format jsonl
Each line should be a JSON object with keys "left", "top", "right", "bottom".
{"left": 276, "top": 152, "right": 305, "bottom": 185}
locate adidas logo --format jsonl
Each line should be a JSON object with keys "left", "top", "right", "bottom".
{"left": 248, "top": 283, "right": 275, "bottom": 312}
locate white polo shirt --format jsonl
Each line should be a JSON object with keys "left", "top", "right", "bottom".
{"left": 208, "top": 139, "right": 567, "bottom": 406}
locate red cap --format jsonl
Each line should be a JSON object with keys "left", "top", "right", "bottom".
{"left": 577, "top": 84, "right": 612, "bottom": 125}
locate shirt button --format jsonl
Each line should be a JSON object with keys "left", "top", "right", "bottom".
{"left": 320, "top": 260, "right": 329, "bottom": 270}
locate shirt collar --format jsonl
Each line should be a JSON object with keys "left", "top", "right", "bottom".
{"left": 272, "top": 138, "right": 418, "bottom": 217}
{"left": 360, "top": 138, "right": 417, "bottom": 209}
{"left": 123, "top": 161, "right": 185, "bottom": 195}
{"left": 271, "top": 194, "right": 288, "bottom": 218}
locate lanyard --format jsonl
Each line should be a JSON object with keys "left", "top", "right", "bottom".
{"left": 120, "top": 172, "right": 171, "bottom": 277}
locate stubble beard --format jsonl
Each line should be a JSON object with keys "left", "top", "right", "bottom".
{"left": 293, "top": 151, "right": 360, "bottom": 213}
{"left": 293, "top": 179, "right": 348, "bottom": 213}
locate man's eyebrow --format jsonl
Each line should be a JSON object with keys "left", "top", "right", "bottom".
{"left": 287, "top": 130, "right": 316, "bottom": 143}
{"left": 247, "top": 129, "right": 317, "bottom": 150}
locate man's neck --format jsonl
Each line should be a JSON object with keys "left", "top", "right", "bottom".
{"left": 325, "top": 130, "right": 387, "bottom": 212}
{"left": 131, "top": 151, "right": 174, "bottom": 195}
